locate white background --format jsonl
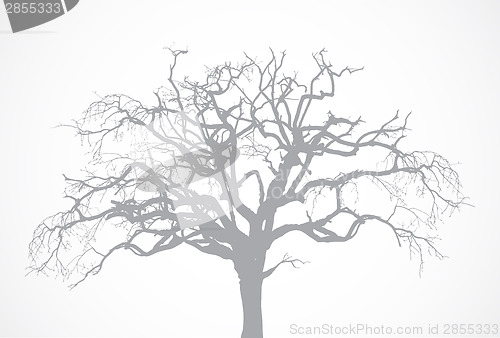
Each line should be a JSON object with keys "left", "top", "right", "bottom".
{"left": 0, "top": 1, "right": 499, "bottom": 337}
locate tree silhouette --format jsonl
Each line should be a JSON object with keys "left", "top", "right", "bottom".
{"left": 29, "top": 48, "right": 466, "bottom": 338}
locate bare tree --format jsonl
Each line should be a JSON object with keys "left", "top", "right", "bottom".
{"left": 29, "top": 48, "right": 467, "bottom": 338}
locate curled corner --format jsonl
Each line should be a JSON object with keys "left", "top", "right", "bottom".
{"left": 4, "top": 0, "right": 80, "bottom": 33}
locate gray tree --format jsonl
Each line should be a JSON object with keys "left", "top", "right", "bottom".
{"left": 29, "top": 49, "right": 466, "bottom": 338}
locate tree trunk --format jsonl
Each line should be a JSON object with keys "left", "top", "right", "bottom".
{"left": 239, "top": 272, "right": 264, "bottom": 338}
